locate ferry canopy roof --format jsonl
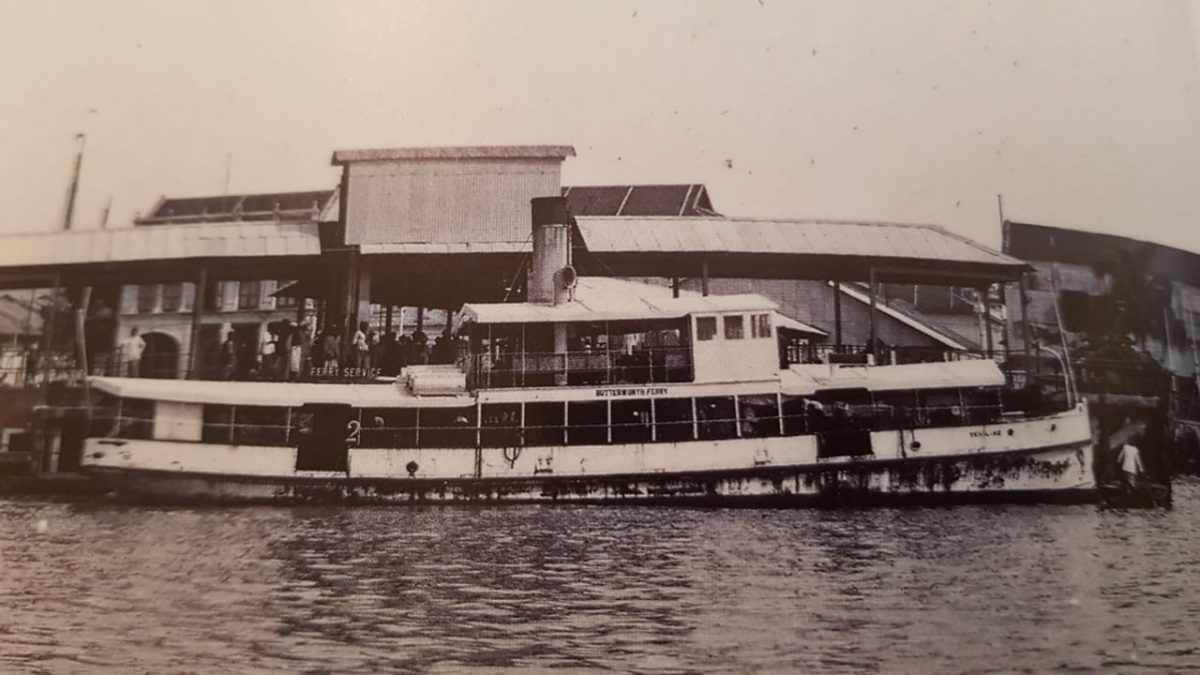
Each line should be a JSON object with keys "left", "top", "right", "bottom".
{"left": 458, "top": 277, "right": 776, "bottom": 326}
{"left": 91, "top": 377, "right": 473, "bottom": 407}
{"left": 782, "top": 359, "right": 1006, "bottom": 396}
{"left": 0, "top": 221, "right": 321, "bottom": 271}
{"left": 574, "top": 216, "right": 1031, "bottom": 285}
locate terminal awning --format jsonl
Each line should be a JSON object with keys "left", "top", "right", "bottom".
{"left": 0, "top": 221, "right": 321, "bottom": 270}
{"left": 574, "top": 216, "right": 1031, "bottom": 284}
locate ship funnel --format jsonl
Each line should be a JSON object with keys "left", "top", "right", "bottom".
{"left": 528, "top": 196, "right": 574, "bottom": 305}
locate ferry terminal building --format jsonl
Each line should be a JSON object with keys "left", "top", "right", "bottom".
{"left": 0, "top": 145, "right": 1036, "bottom": 473}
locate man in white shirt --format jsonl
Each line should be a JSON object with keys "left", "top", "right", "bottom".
{"left": 1117, "top": 442, "right": 1144, "bottom": 489}
{"left": 119, "top": 327, "right": 146, "bottom": 377}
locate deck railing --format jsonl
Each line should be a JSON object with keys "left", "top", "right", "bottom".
{"left": 782, "top": 343, "right": 989, "bottom": 367}
{"left": 470, "top": 347, "right": 693, "bottom": 388}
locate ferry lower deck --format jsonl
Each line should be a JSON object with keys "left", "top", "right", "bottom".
{"left": 83, "top": 399, "right": 1096, "bottom": 506}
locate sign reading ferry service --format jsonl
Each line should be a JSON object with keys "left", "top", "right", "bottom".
{"left": 595, "top": 387, "right": 669, "bottom": 398}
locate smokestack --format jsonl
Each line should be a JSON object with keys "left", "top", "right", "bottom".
{"left": 528, "top": 196, "right": 574, "bottom": 305}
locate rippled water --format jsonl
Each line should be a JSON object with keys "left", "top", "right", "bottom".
{"left": 2, "top": 482, "right": 1200, "bottom": 674}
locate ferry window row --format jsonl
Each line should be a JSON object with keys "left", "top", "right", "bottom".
{"left": 91, "top": 386, "right": 1019, "bottom": 448}
{"left": 695, "top": 314, "right": 772, "bottom": 342}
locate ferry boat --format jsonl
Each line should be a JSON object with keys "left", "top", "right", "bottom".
{"left": 79, "top": 198, "right": 1097, "bottom": 506}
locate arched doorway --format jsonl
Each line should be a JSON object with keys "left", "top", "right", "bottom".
{"left": 141, "top": 332, "right": 180, "bottom": 379}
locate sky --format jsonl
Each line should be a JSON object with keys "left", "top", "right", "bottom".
{"left": 2, "top": 0, "right": 1199, "bottom": 252}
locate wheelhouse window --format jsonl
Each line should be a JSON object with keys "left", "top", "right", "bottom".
{"left": 696, "top": 316, "right": 717, "bottom": 341}
{"left": 750, "top": 313, "right": 771, "bottom": 339}
{"left": 723, "top": 315, "right": 744, "bottom": 340}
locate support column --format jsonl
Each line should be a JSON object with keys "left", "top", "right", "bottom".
{"left": 833, "top": 280, "right": 842, "bottom": 347}
{"left": 354, "top": 255, "right": 372, "bottom": 329}
{"left": 188, "top": 265, "right": 207, "bottom": 379}
{"left": 671, "top": 277, "right": 680, "bottom": 298}
{"left": 1000, "top": 282, "right": 1011, "bottom": 366}
{"left": 41, "top": 274, "right": 61, "bottom": 390}
{"left": 867, "top": 269, "right": 878, "bottom": 359}
{"left": 384, "top": 305, "right": 394, "bottom": 334}
{"left": 980, "top": 284, "right": 995, "bottom": 358}
{"left": 700, "top": 257, "right": 710, "bottom": 297}
{"left": 1019, "top": 275, "right": 1034, "bottom": 375}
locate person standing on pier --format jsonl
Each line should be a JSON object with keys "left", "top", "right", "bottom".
{"left": 1117, "top": 439, "right": 1145, "bottom": 490}
{"left": 352, "top": 322, "right": 371, "bottom": 374}
{"left": 119, "top": 327, "right": 145, "bottom": 378}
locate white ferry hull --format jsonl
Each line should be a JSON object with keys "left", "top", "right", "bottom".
{"left": 85, "top": 446, "right": 1094, "bottom": 507}
{"left": 82, "top": 407, "right": 1096, "bottom": 507}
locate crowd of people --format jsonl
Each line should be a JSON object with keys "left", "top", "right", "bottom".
{"left": 216, "top": 320, "right": 462, "bottom": 381}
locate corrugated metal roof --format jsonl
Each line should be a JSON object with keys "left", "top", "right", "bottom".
{"left": 332, "top": 145, "right": 576, "bottom": 163}
{"left": 0, "top": 221, "right": 321, "bottom": 269}
{"left": 575, "top": 216, "right": 1021, "bottom": 268}
{"left": 361, "top": 241, "right": 531, "bottom": 255}
{"left": 459, "top": 277, "right": 776, "bottom": 325}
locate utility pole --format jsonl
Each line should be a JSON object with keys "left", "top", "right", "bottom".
{"left": 98, "top": 195, "right": 112, "bottom": 229}
{"left": 63, "top": 134, "right": 85, "bottom": 231}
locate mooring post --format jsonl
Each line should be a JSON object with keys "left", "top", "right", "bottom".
{"left": 833, "top": 280, "right": 842, "bottom": 348}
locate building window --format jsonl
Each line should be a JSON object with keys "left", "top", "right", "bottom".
{"left": 696, "top": 316, "right": 717, "bottom": 341}
{"left": 275, "top": 280, "right": 298, "bottom": 309}
{"left": 723, "top": 315, "right": 744, "bottom": 340}
{"left": 161, "top": 283, "right": 183, "bottom": 313}
{"left": 238, "top": 281, "right": 261, "bottom": 310}
{"left": 137, "top": 284, "right": 158, "bottom": 314}
{"left": 750, "top": 313, "right": 771, "bottom": 339}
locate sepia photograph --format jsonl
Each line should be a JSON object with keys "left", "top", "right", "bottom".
{"left": 1, "top": 1, "right": 1198, "bottom": 672}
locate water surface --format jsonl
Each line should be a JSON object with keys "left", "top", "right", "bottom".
{"left": 3, "top": 482, "right": 1199, "bottom": 673}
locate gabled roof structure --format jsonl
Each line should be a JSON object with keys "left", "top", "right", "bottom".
{"left": 0, "top": 221, "right": 321, "bottom": 271}
{"left": 574, "top": 216, "right": 1030, "bottom": 285}
{"left": 137, "top": 190, "right": 335, "bottom": 225}
{"left": 562, "top": 184, "right": 717, "bottom": 217}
